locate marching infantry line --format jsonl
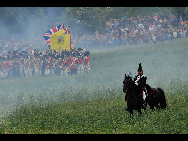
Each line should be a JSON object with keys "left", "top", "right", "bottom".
{"left": 0, "top": 48, "right": 90, "bottom": 79}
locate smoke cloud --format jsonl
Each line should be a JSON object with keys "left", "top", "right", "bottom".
{"left": 0, "top": 7, "right": 188, "bottom": 118}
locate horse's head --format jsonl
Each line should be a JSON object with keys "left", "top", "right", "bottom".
{"left": 123, "top": 74, "right": 134, "bottom": 93}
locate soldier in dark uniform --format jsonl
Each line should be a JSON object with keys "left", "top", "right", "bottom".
{"left": 134, "top": 63, "right": 147, "bottom": 108}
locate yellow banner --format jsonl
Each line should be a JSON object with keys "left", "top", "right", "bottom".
{"left": 50, "top": 29, "right": 71, "bottom": 51}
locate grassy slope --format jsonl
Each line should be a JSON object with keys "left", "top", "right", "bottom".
{"left": 0, "top": 38, "right": 188, "bottom": 134}
{"left": 1, "top": 90, "right": 188, "bottom": 134}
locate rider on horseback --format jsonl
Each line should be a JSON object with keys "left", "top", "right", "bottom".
{"left": 123, "top": 63, "right": 167, "bottom": 114}
{"left": 134, "top": 63, "right": 147, "bottom": 108}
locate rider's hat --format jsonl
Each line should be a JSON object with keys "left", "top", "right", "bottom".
{"left": 137, "top": 63, "right": 143, "bottom": 72}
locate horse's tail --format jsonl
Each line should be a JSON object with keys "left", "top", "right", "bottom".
{"left": 157, "top": 87, "right": 167, "bottom": 109}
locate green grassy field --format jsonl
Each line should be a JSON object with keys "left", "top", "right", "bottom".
{"left": 0, "top": 87, "right": 188, "bottom": 134}
{"left": 0, "top": 38, "right": 188, "bottom": 133}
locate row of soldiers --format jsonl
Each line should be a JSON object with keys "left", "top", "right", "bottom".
{"left": 0, "top": 48, "right": 90, "bottom": 79}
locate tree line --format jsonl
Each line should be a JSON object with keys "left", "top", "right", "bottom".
{"left": 0, "top": 7, "right": 188, "bottom": 39}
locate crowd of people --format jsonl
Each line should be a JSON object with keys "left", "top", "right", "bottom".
{"left": 0, "top": 36, "right": 47, "bottom": 57}
{"left": 0, "top": 48, "right": 90, "bottom": 79}
{"left": 1, "top": 13, "right": 188, "bottom": 52}
{"left": 0, "top": 12, "right": 188, "bottom": 79}
{"left": 76, "top": 13, "right": 188, "bottom": 48}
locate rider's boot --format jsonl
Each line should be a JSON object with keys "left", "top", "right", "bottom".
{"left": 142, "top": 100, "right": 147, "bottom": 110}
{"left": 142, "top": 90, "right": 147, "bottom": 110}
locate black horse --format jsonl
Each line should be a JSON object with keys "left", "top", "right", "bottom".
{"left": 123, "top": 74, "right": 167, "bottom": 115}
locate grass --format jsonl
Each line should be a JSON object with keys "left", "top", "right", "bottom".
{"left": 0, "top": 87, "right": 188, "bottom": 134}
{"left": 0, "top": 38, "right": 188, "bottom": 133}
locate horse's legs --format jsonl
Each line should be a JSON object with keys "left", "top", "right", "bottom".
{"left": 150, "top": 104, "right": 155, "bottom": 111}
{"left": 155, "top": 104, "right": 160, "bottom": 109}
{"left": 129, "top": 108, "right": 133, "bottom": 115}
{"left": 138, "top": 108, "right": 141, "bottom": 115}
{"left": 160, "top": 96, "right": 167, "bottom": 109}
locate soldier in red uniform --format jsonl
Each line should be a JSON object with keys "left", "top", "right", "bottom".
{"left": 74, "top": 56, "right": 79, "bottom": 74}
{"left": 24, "top": 58, "right": 30, "bottom": 77}
{"left": 58, "top": 58, "right": 64, "bottom": 76}
{"left": 8, "top": 57, "right": 14, "bottom": 78}
{"left": 13, "top": 58, "right": 20, "bottom": 77}
{"left": 56, "top": 58, "right": 62, "bottom": 76}
{"left": 63, "top": 54, "right": 69, "bottom": 76}
{"left": 34, "top": 56, "right": 40, "bottom": 76}
{"left": 28, "top": 57, "right": 34, "bottom": 77}
{"left": 47, "top": 57, "right": 53, "bottom": 75}
{"left": 87, "top": 54, "right": 90, "bottom": 71}
{"left": 84, "top": 56, "right": 89, "bottom": 73}
{"left": 45, "top": 57, "right": 50, "bottom": 75}
{"left": 68, "top": 55, "right": 75, "bottom": 76}
{"left": 20, "top": 56, "right": 24, "bottom": 77}
{"left": 2, "top": 58, "right": 9, "bottom": 78}
{"left": 84, "top": 51, "right": 90, "bottom": 73}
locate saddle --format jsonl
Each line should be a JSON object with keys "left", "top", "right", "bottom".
{"left": 145, "top": 84, "right": 155, "bottom": 95}
{"left": 137, "top": 84, "right": 155, "bottom": 99}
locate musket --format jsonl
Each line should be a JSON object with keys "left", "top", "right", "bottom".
{"left": 132, "top": 37, "right": 138, "bottom": 45}
{"left": 140, "top": 34, "right": 148, "bottom": 44}
{"left": 130, "top": 35, "right": 138, "bottom": 45}
{"left": 148, "top": 34, "right": 156, "bottom": 44}
{"left": 135, "top": 33, "right": 148, "bottom": 44}
{"left": 156, "top": 34, "right": 164, "bottom": 44}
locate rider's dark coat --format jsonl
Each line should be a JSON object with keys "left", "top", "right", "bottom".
{"left": 134, "top": 74, "right": 147, "bottom": 87}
